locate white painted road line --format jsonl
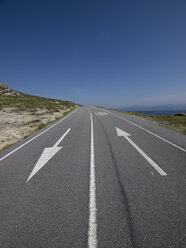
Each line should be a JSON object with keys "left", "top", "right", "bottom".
{"left": 104, "top": 109, "right": 186, "bottom": 153}
{"left": 95, "top": 112, "right": 109, "bottom": 116}
{"left": 0, "top": 108, "right": 77, "bottom": 163}
{"left": 88, "top": 110, "right": 97, "bottom": 248}
{"left": 26, "top": 128, "right": 71, "bottom": 182}
{"left": 116, "top": 127, "right": 167, "bottom": 176}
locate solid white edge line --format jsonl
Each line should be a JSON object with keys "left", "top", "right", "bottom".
{"left": 0, "top": 108, "right": 78, "bottom": 162}
{"left": 102, "top": 109, "right": 186, "bottom": 153}
{"left": 88, "top": 110, "right": 97, "bottom": 248}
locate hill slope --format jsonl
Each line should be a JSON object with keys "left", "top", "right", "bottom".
{"left": 0, "top": 83, "right": 78, "bottom": 151}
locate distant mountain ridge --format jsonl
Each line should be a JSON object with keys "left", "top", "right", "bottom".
{"left": 119, "top": 104, "right": 186, "bottom": 112}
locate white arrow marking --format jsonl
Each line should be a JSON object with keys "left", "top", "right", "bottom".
{"left": 103, "top": 108, "right": 186, "bottom": 153}
{"left": 26, "top": 128, "right": 71, "bottom": 182}
{"left": 116, "top": 127, "right": 167, "bottom": 176}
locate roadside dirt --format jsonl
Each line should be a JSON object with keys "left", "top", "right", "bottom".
{"left": 0, "top": 107, "right": 73, "bottom": 151}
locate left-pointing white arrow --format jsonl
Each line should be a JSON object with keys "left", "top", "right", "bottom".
{"left": 26, "top": 128, "right": 71, "bottom": 182}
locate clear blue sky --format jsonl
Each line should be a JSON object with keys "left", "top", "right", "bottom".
{"left": 1, "top": 0, "right": 186, "bottom": 107}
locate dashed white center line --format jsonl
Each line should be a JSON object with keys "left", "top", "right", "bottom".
{"left": 88, "top": 110, "right": 97, "bottom": 248}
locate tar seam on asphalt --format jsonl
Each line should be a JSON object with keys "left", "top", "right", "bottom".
{"left": 95, "top": 114, "right": 138, "bottom": 248}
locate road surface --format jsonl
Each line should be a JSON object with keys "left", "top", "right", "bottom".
{"left": 0, "top": 106, "right": 185, "bottom": 248}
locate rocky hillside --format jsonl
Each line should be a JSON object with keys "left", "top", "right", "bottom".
{"left": 0, "top": 83, "right": 78, "bottom": 151}
{"left": 0, "top": 82, "right": 21, "bottom": 96}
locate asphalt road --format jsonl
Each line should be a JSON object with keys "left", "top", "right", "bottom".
{"left": 0, "top": 106, "right": 185, "bottom": 248}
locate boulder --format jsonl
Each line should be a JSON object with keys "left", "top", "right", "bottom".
{"left": 0, "top": 82, "right": 20, "bottom": 96}
{"left": 0, "top": 83, "right": 9, "bottom": 90}
{"left": 175, "top": 113, "right": 186, "bottom": 116}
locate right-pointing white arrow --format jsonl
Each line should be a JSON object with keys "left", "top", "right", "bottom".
{"left": 116, "top": 127, "right": 167, "bottom": 176}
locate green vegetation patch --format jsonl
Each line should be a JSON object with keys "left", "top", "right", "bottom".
{"left": 0, "top": 92, "right": 76, "bottom": 113}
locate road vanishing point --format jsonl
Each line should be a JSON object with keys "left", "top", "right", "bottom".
{"left": 0, "top": 106, "right": 185, "bottom": 248}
